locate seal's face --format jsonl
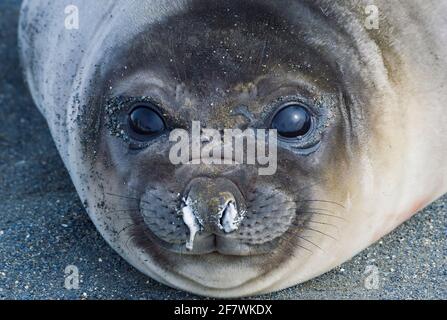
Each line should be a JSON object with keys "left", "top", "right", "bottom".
{"left": 72, "top": 1, "right": 434, "bottom": 296}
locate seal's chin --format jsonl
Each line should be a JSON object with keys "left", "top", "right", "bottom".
{"left": 166, "top": 252, "right": 273, "bottom": 291}
{"left": 127, "top": 220, "right": 283, "bottom": 290}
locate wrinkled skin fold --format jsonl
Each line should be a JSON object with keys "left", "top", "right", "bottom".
{"left": 19, "top": 0, "right": 447, "bottom": 297}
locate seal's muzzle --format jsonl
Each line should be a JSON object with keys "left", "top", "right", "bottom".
{"left": 183, "top": 177, "right": 247, "bottom": 236}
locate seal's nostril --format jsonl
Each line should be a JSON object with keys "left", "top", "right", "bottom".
{"left": 181, "top": 197, "right": 202, "bottom": 251}
{"left": 218, "top": 201, "right": 240, "bottom": 233}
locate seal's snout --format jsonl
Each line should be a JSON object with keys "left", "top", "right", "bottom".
{"left": 181, "top": 178, "right": 250, "bottom": 251}
{"left": 181, "top": 177, "right": 247, "bottom": 250}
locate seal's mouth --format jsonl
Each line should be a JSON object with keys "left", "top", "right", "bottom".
{"left": 142, "top": 227, "right": 280, "bottom": 256}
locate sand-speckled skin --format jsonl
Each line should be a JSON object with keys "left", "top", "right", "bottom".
{"left": 19, "top": 0, "right": 447, "bottom": 297}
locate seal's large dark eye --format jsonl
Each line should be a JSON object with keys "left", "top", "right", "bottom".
{"left": 128, "top": 104, "right": 166, "bottom": 137}
{"left": 271, "top": 104, "right": 312, "bottom": 138}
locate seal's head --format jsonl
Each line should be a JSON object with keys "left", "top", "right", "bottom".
{"left": 65, "top": 0, "right": 447, "bottom": 297}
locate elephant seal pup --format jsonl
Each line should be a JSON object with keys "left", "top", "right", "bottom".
{"left": 19, "top": 0, "right": 447, "bottom": 297}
